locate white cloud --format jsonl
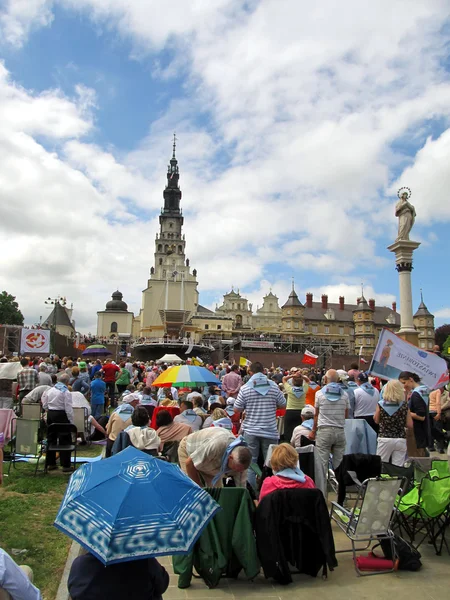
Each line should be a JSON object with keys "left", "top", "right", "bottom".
{"left": 435, "top": 308, "right": 450, "bottom": 319}
{"left": 0, "top": 0, "right": 53, "bottom": 47}
{"left": 0, "top": 1, "right": 449, "bottom": 333}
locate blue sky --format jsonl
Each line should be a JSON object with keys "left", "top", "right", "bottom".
{"left": 0, "top": 0, "right": 449, "bottom": 333}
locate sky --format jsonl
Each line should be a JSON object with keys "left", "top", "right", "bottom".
{"left": 0, "top": 0, "right": 449, "bottom": 334}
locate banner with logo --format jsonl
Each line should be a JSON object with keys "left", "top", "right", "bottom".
{"left": 20, "top": 329, "right": 51, "bottom": 354}
{"left": 369, "top": 328, "right": 449, "bottom": 389}
{"left": 241, "top": 340, "right": 275, "bottom": 349}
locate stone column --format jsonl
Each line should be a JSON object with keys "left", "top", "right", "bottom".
{"left": 387, "top": 239, "right": 420, "bottom": 345}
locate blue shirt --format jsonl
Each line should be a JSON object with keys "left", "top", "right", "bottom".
{"left": 90, "top": 379, "right": 106, "bottom": 404}
{"left": 89, "top": 364, "right": 102, "bottom": 380}
{"left": 0, "top": 548, "right": 42, "bottom": 600}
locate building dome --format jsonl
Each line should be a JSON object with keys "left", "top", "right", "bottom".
{"left": 105, "top": 290, "right": 128, "bottom": 312}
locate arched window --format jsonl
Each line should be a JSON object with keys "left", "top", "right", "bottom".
{"left": 110, "top": 322, "right": 118, "bottom": 333}
{"left": 164, "top": 245, "right": 168, "bottom": 253}
{"left": 178, "top": 245, "right": 183, "bottom": 253}
{"left": 157, "top": 244, "right": 162, "bottom": 252}
{"left": 235, "top": 315, "right": 243, "bottom": 328}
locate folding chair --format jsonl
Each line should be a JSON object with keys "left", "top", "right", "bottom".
{"left": 8, "top": 418, "right": 44, "bottom": 476}
{"left": 45, "top": 423, "right": 77, "bottom": 473}
{"left": 330, "top": 477, "right": 404, "bottom": 576}
{"left": 22, "top": 404, "right": 42, "bottom": 420}
{"left": 73, "top": 407, "right": 90, "bottom": 444}
{"left": 395, "top": 474, "right": 450, "bottom": 556}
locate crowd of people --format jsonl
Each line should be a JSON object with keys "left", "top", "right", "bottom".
{"left": 0, "top": 352, "right": 449, "bottom": 599}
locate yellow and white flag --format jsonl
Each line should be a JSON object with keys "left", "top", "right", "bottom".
{"left": 239, "top": 356, "right": 251, "bottom": 367}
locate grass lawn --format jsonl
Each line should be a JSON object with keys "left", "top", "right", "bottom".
{"left": 0, "top": 443, "right": 103, "bottom": 600}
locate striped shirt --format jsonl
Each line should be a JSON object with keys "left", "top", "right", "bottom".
{"left": 315, "top": 389, "right": 349, "bottom": 428}
{"left": 234, "top": 379, "right": 286, "bottom": 438}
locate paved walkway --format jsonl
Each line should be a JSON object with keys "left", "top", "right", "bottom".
{"left": 160, "top": 525, "right": 449, "bottom": 600}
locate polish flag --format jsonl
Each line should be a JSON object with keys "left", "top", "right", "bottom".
{"left": 302, "top": 350, "right": 318, "bottom": 365}
{"left": 360, "top": 357, "right": 368, "bottom": 364}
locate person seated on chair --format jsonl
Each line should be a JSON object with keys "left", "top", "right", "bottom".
{"left": 42, "top": 373, "right": 74, "bottom": 473}
{"left": 155, "top": 410, "right": 192, "bottom": 446}
{"left": 192, "top": 395, "right": 208, "bottom": 420}
{"left": 111, "top": 406, "right": 160, "bottom": 456}
{"left": 259, "top": 443, "right": 315, "bottom": 501}
{"left": 202, "top": 408, "right": 232, "bottom": 430}
{"left": 71, "top": 391, "right": 107, "bottom": 444}
{"left": 206, "top": 386, "right": 226, "bottom": 409}
{"left": 68, "top": 551, "right": 168, "bottom": 600}
{"left": 0, "top": 546, "right": 42, "bottom": 600}
{"left": 173, "top": 401, "right": 203, "bottom": 432}
{"left": 105, "top": 394, "right": 140, "bottom": 458}
{"left": 291, "top": 406, "right": 316, "bottom": 449}
{"left": 139, "top": 387, "right": 157, "bottom": 407}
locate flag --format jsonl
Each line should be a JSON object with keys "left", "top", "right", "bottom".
{"left": 239, "top": 357, "right": 251, "bottom": 367}
{"left": 360, "top": 357, "right": 368, "bottom": 364}
{"left": 302, "top": 350, "right": 318, "bottom": 365}
{"left": 359, "top": 346, "right": 363, "bottom": 356}
{"left": 191, "top": 356, "right": 204, "bottom": 366}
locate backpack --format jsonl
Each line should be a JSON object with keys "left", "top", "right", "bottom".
{"left": 374, "top": 534, "right": 422, "bottom": 571}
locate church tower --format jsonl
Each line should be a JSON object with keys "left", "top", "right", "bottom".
{"left": 140, "top": 136, "right": 199, "bottom": 338}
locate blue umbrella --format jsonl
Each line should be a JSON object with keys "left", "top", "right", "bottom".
{"left": 54, "top": 447, "right": 221, "bottom": 565}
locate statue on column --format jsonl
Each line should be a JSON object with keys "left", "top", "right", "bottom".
{"left": 395, "top": 187, "right": 416, "bottom": 241}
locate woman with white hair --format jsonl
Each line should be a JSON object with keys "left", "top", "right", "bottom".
{"left": 374, "top": 380, "right": 412, "bottom": 466}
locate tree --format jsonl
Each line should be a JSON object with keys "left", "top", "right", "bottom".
{"left": 0, "top": 291, "right": 24, "bottom": 326}
{"left": 443, "top": 335, "right": 450, "bottom": 358}
{"left": 434, "top": 324, "right": 450, "bottom": 350}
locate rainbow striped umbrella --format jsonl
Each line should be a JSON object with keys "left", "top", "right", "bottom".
{"left": 152, "top": 365, "right": 220, "bottom": 388}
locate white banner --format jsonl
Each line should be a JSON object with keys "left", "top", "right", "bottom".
{"left": 369, "top": 328, "right": 449, "bottom": 390}
{"left": 20, "top": 329, "right": 51, "bottom": 354}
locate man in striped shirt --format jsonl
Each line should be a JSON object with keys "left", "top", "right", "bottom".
{"left": 234, "top": 362, "right": 286, "bottom": 491}
{"left": 309, "top": 369, "right": 349, "bottom": 473}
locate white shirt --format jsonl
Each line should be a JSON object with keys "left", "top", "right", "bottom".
{"left": 354, "top": 385, "right": 380, "bottom": 417}
{"left": 42, "top": 387, "right": 74, "bottom": 423}
{"left": 0, "top": 548, "right": 42, "bottom": 600}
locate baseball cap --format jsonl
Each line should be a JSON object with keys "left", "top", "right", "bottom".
{"left": 336, "top": 369, "right": 349, "bottom": 381}
{"left": 301, "top": 406, "right": 315, "bottom": 417}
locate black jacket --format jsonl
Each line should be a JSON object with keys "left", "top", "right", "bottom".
{"left": 336, "top": 453, "right": 381, "bottom": 505}
{"left": 68, "top": 553, "right": 169, "bottom": 600}
{"left": 255, "top": 488, "right": 337, "bottom": 584}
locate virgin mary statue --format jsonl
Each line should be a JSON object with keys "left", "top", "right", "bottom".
{"left": 395, "top": 191, "right": 416, "bottom": 241}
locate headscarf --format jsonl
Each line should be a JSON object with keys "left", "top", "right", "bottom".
{"left": 211, "top": 435, "right": 247, "bottom": 486}
{"left": 322, "top": 383, "right": 342, "bottom": 402}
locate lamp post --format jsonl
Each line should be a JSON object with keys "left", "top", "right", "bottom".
{"left": 44, "top": 296, "right": 67, "bottom": 354}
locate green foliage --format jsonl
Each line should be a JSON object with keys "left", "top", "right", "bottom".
{"left": 0, "top": 290, "right": 24, "bottom": 325}
{"left": 443, "top": 335, "right": 450, "bottom": 357}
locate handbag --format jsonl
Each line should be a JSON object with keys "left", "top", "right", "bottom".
{"left": 373, "top": 534, "right": 422, "bottom": 571}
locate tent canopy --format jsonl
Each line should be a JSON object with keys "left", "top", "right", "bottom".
{"left": 156, "top": 354, "right": 183, "bottom": 364}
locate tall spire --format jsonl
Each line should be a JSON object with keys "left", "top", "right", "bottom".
{"left": 163, "top": 135, "right": 182, "bottom": 214}
{"left": 172, "top": 132, "right": 177, "bottom": 159}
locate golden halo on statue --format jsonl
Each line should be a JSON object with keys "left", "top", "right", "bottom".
{"left": 397, "top": 186, "right": 411, "bottom": 199}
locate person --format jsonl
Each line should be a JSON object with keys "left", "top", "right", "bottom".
{"left": 71, "top": 367, "right": 90, "bottom": 396}
{"left": 111, "top": 406, "right": 160, "bottom": 456}
{"left": 89, "top": 359, "right": 102, "bottom": 380}
{"left": 68, "top": 552, "right": 169, "bottom": 600}
{"left": 124, "top": 359, "right": 134, "bottom": 377}
{"left": 291, "top": 406, "right": 316, "bottom": 449}
{"left": 399, "top": 371, "right": 431, "bottom": 457}
{"left": 221, "top": 364, "right": 242, "bottom": 400}
{"left": 347, "top": 362, "right": 360, "bottom": 381}
{"left": 304, "top": 374, "right": 320, "bottom": 407}
{"left": 337, "top": 370, "right": 356, "bottom": 418}
{"left": 21, "top": 384, "right": 51, "bottom": 405}
{"left": 173, "top": 400, "right": 203, "bottom": 432}
{"left": 234, "top": 362, "right": 286, "bottom": 491}
{"left": 71, "top": 391, "right": 107, "bottom": 442}
{"left": 101, "top": 359, "right": 120, "bottom": 407}
{"left": 37, "top": 365, "right": 52, "bottom": 386}
{"left": 41, "top": 374, "right": 74, "bottom": 472}
{"left": 428, "top": 385, "right": 447, "bottom": 453}
{"left": 192, "top": 395, "right": 208, "bottom": 419}
{"left": 145, "top": 366, "right": 159, "bottom": 389}
{"left": 259, "top": 443, "right": 316, "bottom": 501}
{"left": 178, "top": 427, "right": 252, "bottom": 488}
{"left": 115, "top": 362, "right": 131, "bottom": 396}
{"left": 309, "top": 369, "right": 349, "bottom": 473}
{"left": 155, "top": 410, "right": 192, "bottom": 445}
{"left": 0, "top": 359, "right": 15, "bottom": 409}
{"left": 105, "top": 394, "right": 140, "bottom": 458}
{"left": 206, "top": 386, "right": 225, "bottom": 408}
{"left": 77, "top": 362, "right": 91, "bottom": 387}
{"left": 17, "top": 358, "right": 39, "bottom": 403}
{"left": 0, "top": 546, "right": 42, "bottom": 600}
{"left": 90, "top": 371, "right": 106, "bottom": 419}
{"left": 203, "top": 407, "right": 233, "bottom": 431}
{"left": 374, "top": 380, "right": 411, "bottom": 466}
{"left": 353, "top": 372, "right": 380, "bottom": 432}
{"left": 281, "top": 372, "right": 308, "bottom": 443}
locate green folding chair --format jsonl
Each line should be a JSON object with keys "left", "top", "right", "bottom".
{"left": 8, "top": 418, "right": 45, "bottom": 476}
{"left": 395, "top": 474, "right": 450, "bottom": 555}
